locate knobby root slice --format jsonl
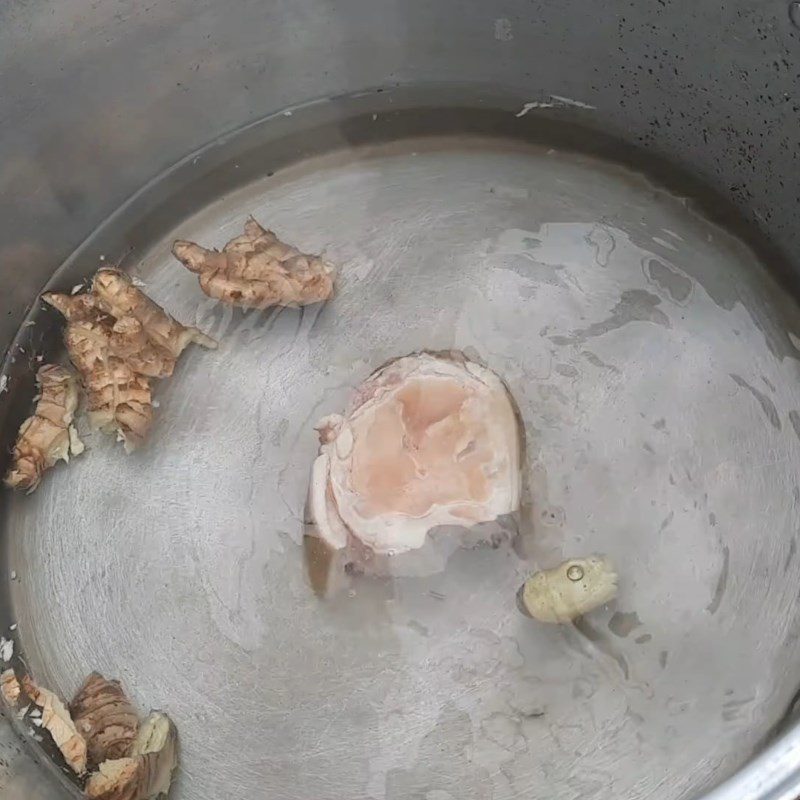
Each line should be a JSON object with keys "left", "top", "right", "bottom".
{"left": 43, "top": 293, "right": 117, "bottom": 376}
{"left": 43, "top": 292, "right": 180, "bottom": 379}
{"left": 172, "top": 217, "right": 335, "bottom": 309}
{"left": 86, "top": 711, "right": 178, "bottom": 800}
{"left": 129, "top": 711, "right": 179, "bottom": 798}
{"left": 4, "top": 364, "right": 83, "bottom": 491}
{"left": 92, "top": 269, "right": 217, "bottom": 357}
{"left": 108, "top": 317, "right": 177, "bottom": 379}
{"left": 84, "top": 362, "right": 153, "bottom": 453}
{"left": 519, "top": 555, "right": 619, "bottom": 624}
{"left": 0, "top": 669, "right": 21, "bottom": 706}
{"left": 71, "top": 672, "right": 139, "bottom": 769}
{"left": 85, "top": 758, "right": 140, "bottom": 800}
{"left": 44, "top": 271, "right": 214, "bottom": 452}
{"left": 42, "top": 292, "right": 106, "bottom": 326}
{"left": 22, "top": 675, "right": 87, "bottom": 775}
{"left": 44, "top": 291, "right": 154, "bottom": 451}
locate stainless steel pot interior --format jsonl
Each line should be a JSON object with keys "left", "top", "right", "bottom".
{"left": 1, "top": 4, "right": 799, "bottom": 800}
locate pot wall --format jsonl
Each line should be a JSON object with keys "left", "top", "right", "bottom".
{"left": 0, "top": 1, "right": 798, "bottom": 797}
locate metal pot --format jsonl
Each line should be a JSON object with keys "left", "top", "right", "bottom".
{"left": 1, "top": 2, "right": 799, "bottom": 799}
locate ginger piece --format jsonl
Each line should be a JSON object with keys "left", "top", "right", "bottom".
{"left": 43, "top": 292, "right": 118, "bottom": 375}
{"left": 71, "top": 673, "right": 139, "bottom": 769}
{"left": 519, "top": 556, "right": 619, "bottom": 624}
{"left": 22, "top": 676, "right": 87, "bottom": 775}
{"left": 172, "top": 217, "right": 335, "bottom": 309}
{"left": 85, "top": 758, "right": 140, "bottom": 800}
{"left": 85, "top": 363, "right": 153, "bottom": 453}
{"left": 42, "top": 291, "right": 106, "bottom": 327}
{"left": 44, "top": 292, "right": 154, "bottom": 451}
{"left": 108, "top": 317, "right": 177, "bottom": 379}
{"left": 129, "top": 711, "right": 178, "bottom": 798}
{"left": 43, "top": 291, "right": 187, "bottom": 379}
{"left": 4, "top": 364, "right": 83, "bottom": 491}
{"left": 44, "top": 270, "right": 214, "bottom": 451}
{"left": 86, "top": 711, "right": 178, "bottom": 800}
{"left": 92, "top": 269, "right": 216, "bottom": 358}
{"left": 1, "top": 669, "right": 21, "bottom": 706}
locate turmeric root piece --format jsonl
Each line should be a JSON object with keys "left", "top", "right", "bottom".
{"left": 86, "top": 711, "right": 178, "bottom": 800}
{"left": 0, "top": 669, "right": 21, "bottom": 706}
{"left": 71, "top": 673, "right": 139, "bottom": 769}
{"left": 92, "top": 269, "right": 217, "bottom": 357}
{"left": 4, "top": 364, "right": 84, "bottom": 491}
{"left": 172, "top": 217, "right": 335, "bottom": 309}
{"left": 22, "top": 676, "right": 88, "bottom": 775}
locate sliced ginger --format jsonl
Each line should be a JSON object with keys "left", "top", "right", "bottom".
{"left": 6, "top": 669, "right": 179, "bottom": 799}
{"left": 86, "top": 711, "right": 178, "bottom": 800}
{"left": 43, "top": 292, "right": 154, "bottom": 452}
{"left": 0, "top": 669, "right": 21, "bottom": 706}
{"left": 128, "top": 711, "right": 179, "bottom": 799}
{"left": 43, "top": 269, "right": 215, "bottom": 453}
{"left": 42, "top": 292, "right": 116, "bottom": 375}
{"left": 4, "top": 364, "right": 84, "bottom": 491}
{"left": 92, "top": 269, "right": 216, "bottom": 358}
{"left": 172, "top": 217, "right": 335, "bottom": 309}
{"left": 22, "top": 675, "right": 88, "bottom": 775}
{"left": 84, "top": 758, "right": 140, "bottom": 800}
{"left": 85, "top": 363, "right": 153, "bottom": 454}
{"left": 45, "top": 270, "right": 216, "bottom": 377}
{"left": 70, "top": 672, "right": 140, "bottom": 769}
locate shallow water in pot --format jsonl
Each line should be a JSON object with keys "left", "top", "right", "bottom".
{"left": 6, "top": 134, "right": 800, "bottom": 800}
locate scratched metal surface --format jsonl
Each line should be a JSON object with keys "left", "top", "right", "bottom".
{"left": 5, "top": 137, "right": 800, "bottom": 800}
{"left": 0, "top": 715, "right": 62, "bottom": 800}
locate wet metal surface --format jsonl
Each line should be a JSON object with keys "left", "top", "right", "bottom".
{"left": 2, "top": 0, "right": 800, "bottom": 356}
{"left": 5, "top": 137, "right": 800, "bottom": 799}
